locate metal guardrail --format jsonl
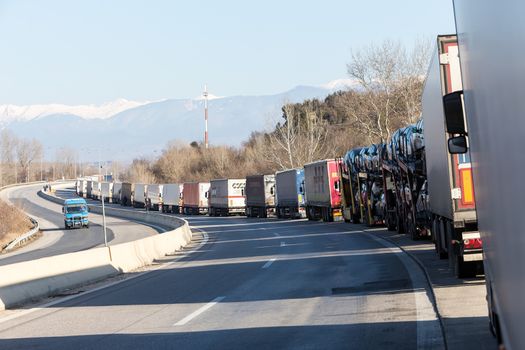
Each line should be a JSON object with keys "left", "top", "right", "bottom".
{"left": 3, "top": 218, "right": 40, "bottom": 252}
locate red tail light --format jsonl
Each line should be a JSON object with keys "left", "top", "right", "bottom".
{"left": 463, "top": 238, "right": 483, "bottom": 249}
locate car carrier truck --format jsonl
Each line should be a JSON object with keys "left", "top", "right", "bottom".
{"left": 450, "top": 2, "right": 523, "bottom": 347}
{"left": 422, "top": 34, "right": 482, "bottom": 278}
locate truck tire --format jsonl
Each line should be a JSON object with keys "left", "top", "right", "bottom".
{"left": 454, "top": 256, "right": 477, "bottom": 278}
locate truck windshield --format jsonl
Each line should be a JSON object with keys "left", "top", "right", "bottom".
{"left": 66, "top": 205, "right": 86, "bottom": 213}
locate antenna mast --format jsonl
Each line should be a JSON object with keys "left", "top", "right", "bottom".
{"left": 203, "top": 85, "right": 209, "bottom": 149}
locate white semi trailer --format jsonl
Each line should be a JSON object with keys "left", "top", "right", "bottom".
{"left": 450, "top": 1, "right": 524, "bottom": 348}
{"left": 423, "top": 35, "right": 483, "bottom": 278}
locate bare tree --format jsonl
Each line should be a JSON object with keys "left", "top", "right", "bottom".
{"left": 346, "top": 39, "right": 431, "bottom": 143}
{"left": 0, "top": 130, "right": 17, "bottom": 186}
{"left": 55, "top": 147, "right": 77, "bottom": 179}
{"left": 15, "top": 138, "right": 42, "bottom": 183}
{"left": 267, "top": 103, "right": 329, "bottom": 169}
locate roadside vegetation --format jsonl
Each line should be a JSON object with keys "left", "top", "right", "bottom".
{"left": 0, "top": 200, "right": 32, "bottom": 249}
{"left": 122, "top": 39, "right": 431, "bottom": 184}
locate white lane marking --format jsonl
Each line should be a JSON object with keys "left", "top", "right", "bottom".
{"left": 261, "top": 258, "right": 276, "bottom": 269}
{"left": 173, "top": 296, "right": 225, "bottom": 326}
{"left": 280, "top": 241, "right": 286, "bottom": 247}
{"left": 273, "top": 232, "right": 280, "bottom": 237}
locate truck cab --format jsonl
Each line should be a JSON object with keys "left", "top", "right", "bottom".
{"left": 63, "top": 198, "right": 89, "bottom": 229}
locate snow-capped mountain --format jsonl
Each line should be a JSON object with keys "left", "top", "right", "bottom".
{"left": 0, "top": 80, "right": 353, "bottom": 161}
{"left": 0, "top": 98, "right": 150, "bottom": 123}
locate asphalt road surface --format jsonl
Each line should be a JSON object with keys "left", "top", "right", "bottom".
{"left": 0, "top": 184, "right": 161, "bottom": 266}
{"left": 0, "top": 215, "right": 444, "bottom": 349}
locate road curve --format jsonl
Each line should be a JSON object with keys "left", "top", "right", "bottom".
{"left": 0, "top": 215, "right": 443, "bottom": 349}
{"left": 0, "top": 184, "right": 161, "bottom": 266}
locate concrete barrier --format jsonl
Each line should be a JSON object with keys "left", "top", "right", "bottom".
{"left": 0, "top": 189, "right": 192, "bottom": 310}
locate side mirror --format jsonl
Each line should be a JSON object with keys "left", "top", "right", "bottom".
{"left": 241, "top": 189, "right": 245, "bottom": 196}
{"left": 448, "top": 135, "right": 468, "bottom": 154}
{"left": 299, "top": 186, "right": 304, "bottom": 194}
{"left": 270, "top": 187, "right": 275, "bottom": 195}
{"left": 205, "top": 191, "right": 209, "bottom": 198}
{"left": 443, "top": 91, "right": 466, "bottom": 134}
{"left": 334, "top": 180, "right": 341, "bottom": 192}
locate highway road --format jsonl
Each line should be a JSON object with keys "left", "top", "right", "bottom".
{"left": 0, "top": 215, "right": 444, "bottom": 349}
{"left": 0, "top": 184, "right": 161, "bottom": 266}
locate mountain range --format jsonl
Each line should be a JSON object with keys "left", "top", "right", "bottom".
{"left": 0, "top": 79, "right": 353, "bottom": 162}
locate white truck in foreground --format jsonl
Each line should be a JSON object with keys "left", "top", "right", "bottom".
{"left": 423, "top": 35, "right": 483, "bottom": 278}
{"left": 451, "top": 1, "right": 524, "bottom": 347}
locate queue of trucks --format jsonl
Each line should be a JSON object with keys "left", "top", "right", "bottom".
{"left": 75, "top": 34, "right": 481, "bottom": 281}
{"left": 70, "top": 6, "right": 525, "bottom": 346}
{"left": 74, "top": 35, "right": 480, "bottom": 280}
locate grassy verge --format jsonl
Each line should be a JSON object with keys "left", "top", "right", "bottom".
{"left": 0, "top": 200, "right": 33, "bottom": 249}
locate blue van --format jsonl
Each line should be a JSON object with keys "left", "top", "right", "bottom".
{"left": 63, "top": 198, "right": 89, "bottom": 229}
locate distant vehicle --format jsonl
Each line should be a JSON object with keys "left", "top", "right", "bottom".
{"left": 120, "top": 182, "right": 133, "bottom": 207}
{"left": 304, "top": 159, "right": 343, "bottom": 222}
{"left": 100, "top": 182, "right": 113, "bottom": 202}
{"left": 76, "top": 179, "right": 87, "bottom": 197}
{"left": 133, "top": 184, "right": 148, "bottom": 208}
{"left": 91, "top": 181, "right": 101, "bottom": 200}
{"left": 147, "top": 184, "right": 163, "bottom": 211}
{"left": 423, "top": 35, "right": 482, "bottom": 277}
{"left": 85, "top": 180, "right": 93, "bottom": 199}
{"left": 208, "top": 179, "right": 246, "bottom": 216}
{"left": 245, "top": 175, "right": 275, "bottom": 218}
{"left": 112, "top": 182, "right": 122, "bottom": 204}
{"left": 62, "top": 198, "right": 89, "bottom": 229}
{"left": 161, "top": 184, "right": 182, "bottom": 213}
{"left": 182, "top": 182, "right": 210, "bottom": 215}
{"left": 275, "top": 168, "right": 306, "bottom": 219}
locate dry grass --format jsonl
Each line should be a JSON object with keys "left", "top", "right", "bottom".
{"left": 0, "top": 200, "right": 33, "bottom": 248}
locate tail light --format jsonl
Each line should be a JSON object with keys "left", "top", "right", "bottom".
{"left": 463, "top": 238, "right": 482, "bottom": 249}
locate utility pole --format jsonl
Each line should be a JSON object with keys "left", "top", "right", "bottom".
{"left": 204, "top": 84, "right": 209, "bottom": 149}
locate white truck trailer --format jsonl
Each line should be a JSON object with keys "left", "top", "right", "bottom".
{"left": 208, "top": 179, "right": 246, "bottom": 216}
{"left": 147, "top": 184, "right": 163, "bottom": 210}
{"left": 450, "top": 2, "right": 525, "bottom": 347}
{"left": 112, "top": 182, "right": 122, "bottom": 204}
{"left": 161, "top": 183, "right": 182, "bottom": 213}
{"left": 422, "top": 35, "right": 483, "bottom": 278}
{"left": 100, "top": 182, "right": 113, "bottom": 203}
{"left": 133, "top": 183, "right": 148, "bottom": 208}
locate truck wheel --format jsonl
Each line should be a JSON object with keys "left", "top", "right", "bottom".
{"left": 454, "top": 256, "right": 477, "bottom": 278}
{"left": 386, "top": 214, "right": 396, "bottom": 231}
{"left": 85, "top": 223, "right": 90, "bottom": 229}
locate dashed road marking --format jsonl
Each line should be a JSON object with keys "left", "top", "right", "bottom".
{"left": 262, "top": 258, "right": 276, "bottom": 269}
{"left": 173, "top": 296, "right": 225, "bottom": 326}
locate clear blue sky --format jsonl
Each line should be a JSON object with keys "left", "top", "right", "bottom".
{"left": 0, "top": 0, "right": 455, "bottom": 105}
